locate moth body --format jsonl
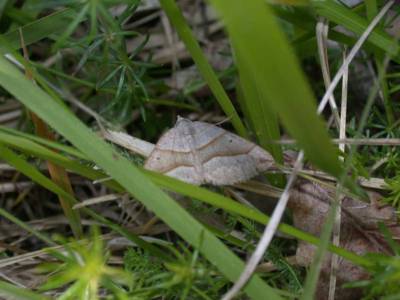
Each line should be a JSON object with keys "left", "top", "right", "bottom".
{"left": 144, "top": 117, "right": 274, "bottom": 185}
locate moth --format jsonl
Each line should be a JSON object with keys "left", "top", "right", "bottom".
{"left": 144, "top": 117, "right": 275, "bottom": 185}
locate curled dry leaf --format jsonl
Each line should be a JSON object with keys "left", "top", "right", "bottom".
{"left": 289, "top": 181, "right": 399, "bottom": 300}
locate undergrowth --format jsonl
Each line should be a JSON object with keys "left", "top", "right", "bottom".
{"left": 0, "top": 0, "right": 400, "bottom": 299}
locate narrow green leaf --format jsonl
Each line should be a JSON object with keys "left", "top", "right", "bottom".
{"left": 365, "top": 0, "right": 378, "bottom": 20}
{"left": 0, "top": 144, "right": 80, "bottom": 210}
{"left": 53, "top": 4, "right": 89, "bottom": 50}
{"left": 0, "top": 130, "right": 370, "bottom": 268}
{"left": 0, "top": 280, "right": 50, "bottom": 300}
{"left": 148, "top": 171, "right": 371, "bottom": 268}
{"left": 235, "top": 47, "right": 284, "bottom": 166}
{"left": 209, "top": 0, "right": 343, "bottom": 178}
{"left": 311, "top": 0, "right": 398, "bottom": 57}
{"left": 0, "top": 9, "right": 75, "bottom": 53}
{"left": 0, "top": 125, "right": 87, "bottom": 160}
{"left": 0, "top": 206, "right": 55, "bottom": 246}
{"left": 0, "top": 143, "right": 168, "bottom": 260}
{"left": 159, "top": 0, "right": 248, "bottom": 138}
{"left": 301, "top": 36, "right": 394, "bottom": 300}
{"left": 0, "top": 54, "right": 280, "bottom": 300}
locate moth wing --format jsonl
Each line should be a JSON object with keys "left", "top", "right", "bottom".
{"left": 203, "top": 155, "right": 259, "bottom": 185}
{"left": 200, "top": 132, "right": 275, "bottom": 185}
{"left": 188, "top": 120, "right": 226, "bottom": 149}
{"left": 144, "top": 126, "right": 204, "bottom": 185}
{"left": 145, "top": 118, "right": 274, "bottom": 186}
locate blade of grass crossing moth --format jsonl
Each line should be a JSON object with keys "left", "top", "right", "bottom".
{"left": 159, "top": 0, "right": 248, "bottom": 138}
{"left": 146, "top": 171, "right": 370, "bottom": 267}
{"left": 0, "top": 55, "right": 281, "bottom": 300}
{"left": 209, "top": 0, "right": 343, "bottom": 178}
{"left": 0, "top": 129, "right": 370, "bottom": 268}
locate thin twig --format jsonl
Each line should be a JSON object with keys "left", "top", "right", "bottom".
{"left": 274, "top": 138, "right": 400, "bottom": 146}
{"left": 222, "top": 152, "right": 304, "bottom": 300}
{"left": 0, "top": 109, "right": 21, "bottom": 124}
{"left": 0, "top": 182, "right": 32, "bottom": 193}
{"left": 73, "top": 194, "right": 122, "bottom": 209}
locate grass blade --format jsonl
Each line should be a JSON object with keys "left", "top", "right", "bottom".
{"left": 236, "top": 49, "right": 283, "bottom": 164}
{"left": 0, "top": 206, "right": 55, "bottom": 246}
{"left": 0, "top": 9, "right": 75, "bottom": 53}
{"left": 209, "top": 0, "right": 343, "bottom": 178}
{"left": 0, "top": 129, "right": 370, "bottom": 268}
{"left": 312, "top": 0, "right": 398, "bottom": 57}
{"left": 0, "top": 280, "right": 50, "bottom": 300}
{"left": 0, "top": 53, "right": 281, "bottom": 300}
{"left": 159, "top": 0, "right": 248, "bottom": 138}
{"left": 0, "top": 143, "right": 169, "bottom": 260}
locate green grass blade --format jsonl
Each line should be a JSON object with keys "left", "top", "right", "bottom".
{"left": 209, "top": 0, "right": 343, "bottom": 178}
{"left": 300, "top": 30, "right": 395, "bottom": 300}
{"left": 0, "top": 130, "right": 369, "bottom": 268}
{"left": 0, "top": 131, "right": 96, "bottom": 179}
{"left": 0, "top": 126, "right": 87, "bottom": 159}
{"left": 0, "top": 54, "right": 281, "bottom": 300}
{"left": 0, "top": 144, "right": 82, "bottom": 237}
{"left": 0, "top": 9, "right": 75, "bottom": 53}
{"left": 0, "top": 280, "right": 50, "bottom": 300}
{"left": 235, "top": 47, "right": 283, "bottom": 166}
{"left": 159, "top": 0, "right": 248, "bottom": 138}
{"left": 148, "top": 171, "right": 370, "bottom": 268}
{"left": 364, "top": 0, "right": 395, "bottom": 126}
{"left": 311, "top": 0, "right": 398, "bottom": 57}
{"left": 0, "top": 143, "right": 168, "bottom": 259}
{"left": 52, "top": 4, "right": 89, "bottom": 50}
{"left": 0, "top": 206, "right": 55, "bottom": 246}
{"left": 365, "top": 0, "right": 377, "bottom": 20}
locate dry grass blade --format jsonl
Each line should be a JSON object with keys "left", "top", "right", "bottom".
{"left": 317, "top": 0, "right": 395, "bottom": 114}
{"left": 328, "top": 47, "right": 349, "bottom": 300}
{"left": 72, "top": 194, "right": 122, "bottom": 209}
{"left": 0, "top": 181, "right": 32, "bottom": 193}
{"left": 221, "top": 151, "right": 304, "bottom": 300}
{"left": 316, "top": 18, "right": 340, "bottom": 129}
{"left": 276, "top": 138, "right": 400, "bottom": 146}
